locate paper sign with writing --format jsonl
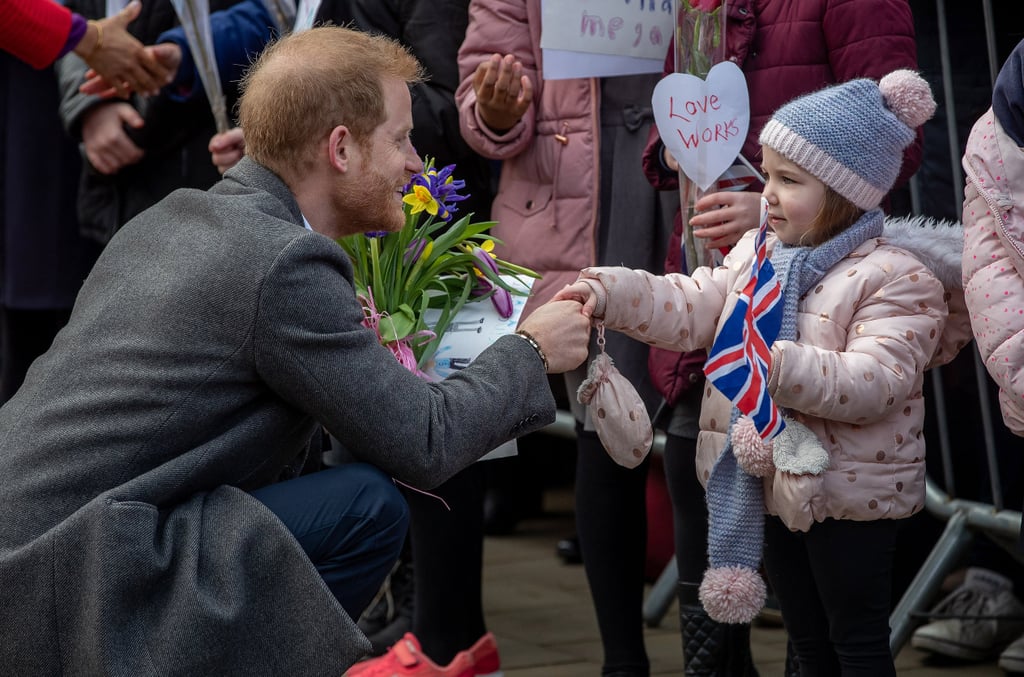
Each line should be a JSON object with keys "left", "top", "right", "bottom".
{"left": 542, "top": 48, "right": 662, "bottom": 80}
{"left": 652, "top": 60, "right": 750, "bottom": 192}
{"left": 540, "top": 0, "right": 673, "bottom": 62}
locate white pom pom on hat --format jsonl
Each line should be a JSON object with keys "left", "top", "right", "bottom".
{"left": 879, "top": 69, "right": 937, "bottom": 129}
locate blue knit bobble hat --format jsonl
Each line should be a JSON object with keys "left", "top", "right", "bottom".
{"left": 759, "top": 70, "right": 936, "bottom": 210}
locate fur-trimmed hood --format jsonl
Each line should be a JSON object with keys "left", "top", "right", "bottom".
{"left": 883, "top": 215, "right": 964, "bottom": 290}
{"left": 880, "top": 215, "right": 971, "bottom": 369}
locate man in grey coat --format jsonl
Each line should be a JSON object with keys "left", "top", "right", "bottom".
{"left": 0, "top": 26, "right": 590, "bottom": 676}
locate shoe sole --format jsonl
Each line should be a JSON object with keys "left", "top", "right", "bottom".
{"left": 911, "top": 634, "right": 996, "bottom": 662}
{"left": 1000, "top": 655, "right": 1024, "bottom": 673}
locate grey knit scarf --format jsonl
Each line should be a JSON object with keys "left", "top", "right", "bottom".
{"left": 772, "top": 208, "right": 885, "bottom": 342}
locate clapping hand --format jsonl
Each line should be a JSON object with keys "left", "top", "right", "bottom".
{"left": 471, "top": 53, "right": 533, "bottom": 133}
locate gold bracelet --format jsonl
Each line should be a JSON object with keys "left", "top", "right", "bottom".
{"left": 83, "top": 20, "right": 104, "bottom": 59}
{"left": 515, "top": 330, "right": 548, "bottom": 372}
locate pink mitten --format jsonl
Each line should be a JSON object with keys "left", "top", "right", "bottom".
{"left": 576, "top": 324, "right": 653, "bottom": 469}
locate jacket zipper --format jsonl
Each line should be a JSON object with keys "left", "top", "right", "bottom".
{"left": 965, "top": 152, "right": 1024, "bottom": 261}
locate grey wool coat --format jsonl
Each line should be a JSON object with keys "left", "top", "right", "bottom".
{"left": 0, "top": 158, "right": 555, "bottom": 675}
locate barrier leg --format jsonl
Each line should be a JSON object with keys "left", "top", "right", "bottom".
{"left": 643, "top": 554, "right": 679, "bottom": 627}
{"left": 889, "top": 510, "right": 973, "bottom": 656}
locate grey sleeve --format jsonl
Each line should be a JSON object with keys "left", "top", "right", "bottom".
{"left": 252, "top": 234, "right": 555, "bottom": 490}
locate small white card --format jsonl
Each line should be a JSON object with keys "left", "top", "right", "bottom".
{"left": 424, "top": 276, "right": 533, "bottom": 381}
{"left": 424, "top": 276, "right": 534, "bottom": 461}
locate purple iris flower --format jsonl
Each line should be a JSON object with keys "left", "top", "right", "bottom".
{"left": 404, "top": 237, "right": 428, "bottom": 265}
{"left": 405, "top": 164, "right": 468, "bottom": 222}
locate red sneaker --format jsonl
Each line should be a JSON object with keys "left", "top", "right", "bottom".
{"left": 466, "top": 632, "right": 502, "bottom": 677}
{"left": 345, "top": 633, "right": 474, "bottom": 677}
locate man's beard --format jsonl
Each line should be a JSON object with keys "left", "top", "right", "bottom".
{"left": 336, "top": 159, "right": 405, "bottom": 235}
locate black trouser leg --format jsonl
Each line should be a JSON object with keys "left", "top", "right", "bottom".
{"left": 404, "top": 463, "right": 487, "bottom": 665}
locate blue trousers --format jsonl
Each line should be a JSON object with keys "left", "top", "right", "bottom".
{"left": 249, "top": 463, "right": 408, "bottom": 619}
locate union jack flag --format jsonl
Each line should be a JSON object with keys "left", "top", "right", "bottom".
{"left": 703, "top": 198, "right": 785, "bottom": 440}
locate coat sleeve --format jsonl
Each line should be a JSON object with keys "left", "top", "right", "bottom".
{"left": 455, "top": 0, "right": 538, "bottom": 160}
{"left": 822, "top": 0, "right": 922, "bottom": 186}
{"left": 579, "top": 233, "right": 753, "bottom": 352}
{"left": 55, "top": 51, "right": 98, "bottom": 139}
{"left": 0, "top": 0, "right": 73, "bottom": 69}
{"left": 252, "top": 235, "right": 556, "bottom": 489}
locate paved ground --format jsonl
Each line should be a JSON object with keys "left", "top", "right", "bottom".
{"left": 481, "top": 485, "right": 1005, "bottom": 676}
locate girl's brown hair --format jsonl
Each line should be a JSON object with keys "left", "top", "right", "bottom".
{"left": 800, "top": 187, "right": 864, "bottom": 246}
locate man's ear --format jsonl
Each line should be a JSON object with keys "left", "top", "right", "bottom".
{"left": 328, "top": 125, "right": 352, "bottom": 173}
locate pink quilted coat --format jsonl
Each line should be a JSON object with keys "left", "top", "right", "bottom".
{"left": 579, "top": 221, "right": 970, "bottom": 530}
{"left": 962, "top": 109, "right": 1024, "bottom": 436}
{"left": 456, "top": 0, "right": 597, "bottom": 315}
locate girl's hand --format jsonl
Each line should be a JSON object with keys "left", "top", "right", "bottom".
{"left": 553, "top": 282, "right": 600, "bottom": 318}
{"left": 689, "top": 190, "right": 761, "bottom": 249}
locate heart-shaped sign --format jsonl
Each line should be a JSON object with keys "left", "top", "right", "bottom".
{"left": 652, "top": 61, "right": 750, "bottom": 192}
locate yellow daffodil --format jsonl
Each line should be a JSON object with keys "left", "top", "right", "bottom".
{"left": 402, "top": 184, "right": 439, "bottom": 216}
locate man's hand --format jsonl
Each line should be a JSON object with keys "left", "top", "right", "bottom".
{"left": 517, "top": 300, "right": 590, "bottom": 373}
{"left": 472, "top": 53, "right": 533, "bottom": 133}
{"left": 209, "top": 127, "right": 246, "bottom": 174}
{"left": 80, "top": 43, "right": 182, "bottom": 99}
{"left": 73, "top": 1, "right": 174, "bottom": 98}
{"left": 81, "top": 103, "right": 145, "bottom": 175}
{"left": 689, "top": 190, "right": 761, "bottom": 249}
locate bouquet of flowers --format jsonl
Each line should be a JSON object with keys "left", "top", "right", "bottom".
{"left": 337, "top": 160, "right": 538, "bottom": 377}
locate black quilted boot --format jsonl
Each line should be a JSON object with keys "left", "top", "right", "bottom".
{"left": 679, "top": 583, "right": 760, "bottom": 676}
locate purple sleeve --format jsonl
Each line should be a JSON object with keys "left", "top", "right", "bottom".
{"left": 59, "top": 12, "right": 89, "bottom": 59}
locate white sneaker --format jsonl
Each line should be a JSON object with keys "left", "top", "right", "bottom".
{"left": 911, "top": 567, "right": 1024, "bottom": 661}
{"left": 999, "top": 633, "right": 1024, "bottom": 673}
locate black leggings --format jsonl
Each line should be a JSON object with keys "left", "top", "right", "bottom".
{"left": 661, "top": 433, "right": 708, "bottom": 586}
{"left": 575, "top": 425, "right": 651, "bottom": 676}
{"left": 763, "top": 515, "right": 898, "bottom": 677}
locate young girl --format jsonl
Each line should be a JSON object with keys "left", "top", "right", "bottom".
{"left": 556, "top": 70, "right": 971, "bottom": 676}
